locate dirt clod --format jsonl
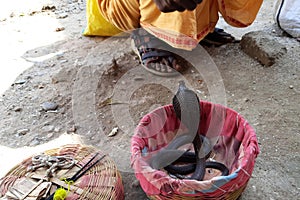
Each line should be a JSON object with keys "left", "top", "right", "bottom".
{"left": 240, "top": 31, "right": 287, "bottom": 66}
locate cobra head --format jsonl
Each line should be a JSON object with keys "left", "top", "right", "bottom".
{"left": 172, "top": 81, "right": 200, "bottom": 122}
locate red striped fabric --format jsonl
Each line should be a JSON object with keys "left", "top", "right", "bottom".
{"left": 131, "top": 101, "right": 259, "bottom": 199}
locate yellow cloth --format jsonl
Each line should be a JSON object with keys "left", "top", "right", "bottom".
{"left": 83, "top": 0, "right": 122, "bottom": 36}
{"left": 97, "top": 0, "right": 263, "bottom": 50}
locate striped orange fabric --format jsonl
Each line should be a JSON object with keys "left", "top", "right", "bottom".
{"left": 98, "top": 0, "right": 262, "bottom": 50}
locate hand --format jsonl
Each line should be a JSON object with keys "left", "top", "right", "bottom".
{"left": 153, "top": 0, "right": 202, "bottom": 13}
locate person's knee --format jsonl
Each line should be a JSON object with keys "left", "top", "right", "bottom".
{"left": 98, "top": 0, "right": 140, "bottom": 31}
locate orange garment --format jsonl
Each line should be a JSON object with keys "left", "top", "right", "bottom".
{"left": 98, "top": 0, "right": 263, "bottom": 50}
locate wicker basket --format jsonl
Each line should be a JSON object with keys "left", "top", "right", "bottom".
{"left": 0, "top": 144, "right": 124, "bottom": 200}
{"left": 131, "top": 101, "right": 259, "bottom": 200}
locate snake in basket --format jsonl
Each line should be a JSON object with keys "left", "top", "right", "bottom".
{"left": 150, "top": 81, "right": 229, "bottom": 181}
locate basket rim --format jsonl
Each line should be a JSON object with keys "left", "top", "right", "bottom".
{"left": 131, "top": 101, "right": 259, "bottom": 197}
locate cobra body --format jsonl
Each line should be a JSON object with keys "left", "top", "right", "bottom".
{"left": 150, "top": 81, "right": 229, "bottom": 180}
{"left": 150, "top": 81, "right": 205, "bottom": 180}
{"left": 172, "top": 81, "right": 207, "bottom": 180}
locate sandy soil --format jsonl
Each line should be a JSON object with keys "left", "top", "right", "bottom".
{"left": 0, "top": 0, "right": 299, "bottom": 199}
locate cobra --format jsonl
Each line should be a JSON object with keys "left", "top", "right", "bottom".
{"left": 150, "top": 81, "right": 229, "bottom": 181}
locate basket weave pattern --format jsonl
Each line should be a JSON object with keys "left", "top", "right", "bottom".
{"left": 131, "top": 101, "right": 259, "bottom": 200}
{"left": 0, "top": 144, "right": 124, "bottom": 200}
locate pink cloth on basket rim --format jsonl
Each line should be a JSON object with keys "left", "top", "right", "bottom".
{"left": 131, "top": 101, "right": 259, "bottom": 197}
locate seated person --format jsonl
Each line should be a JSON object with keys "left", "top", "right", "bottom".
{"left": 97, "top": 0, "right": 263, "bottom": 76}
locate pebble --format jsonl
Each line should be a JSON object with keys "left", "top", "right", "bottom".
{"left": 49, "top": 63, "right": 56, "bottom": 67}
{"left": 196, "top": 90, "right": 203, "bottom": 94}
{"left": 54, "top": 126, "right": 61, "bottom": 132}
{"left": 57, "top": 13, "right": 68, "bottom": 19}
{"left": 30, "top": 137, "right": 41, "bottom": 146}
{"left": 108, "top": 127, "right": 118, "bottom": 137}
{"left": 41, "top": 102, "right": 58, "bottom": 111}
{"left": 140, "top": 112, "right": 145, "bottom": 117}
{"left": 42, "top": 5, "right": 56, "bottom": 11}
{"left": 13, "top": 107, "right": 22, "bottom": 112}
{"left": 60, "top": 59, "right": 68, "bottom": 63}
{"left": 29, "top": 11, "right": 38, "bottom": 16}
{"left": 244, "top": 98, "right": 250, "bottom": 102}
{"left": 67, "top": 125, "right": 77, "bottom": 133}
{"left": 42, "top": 125, "right": 55, "bottom": 132}
{"left": 133, "top": 77, "right": 144, "bottom": 81}
{"left": 38, "top": 84, "right": 45, "bottom": 89}
{"left": 55, "top": 27, "right": 65, "bottom": 32}
{"left": 252, "top": 185, "right": 257, "bottom": 192}
{"left": 14, "top": 79, "right": 27, "bottom": 85}
{"left": 289, "top": 85, "right": 294, "bottom": 89}
{"left": 16, "top": 128, "right": 30, "bottom": 136}
{"left": 46, "top": 133, "right": 54, "bottom": 139}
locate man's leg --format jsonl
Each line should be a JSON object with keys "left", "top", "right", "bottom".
{"left": 217, "top": 0, "right": 263, "bottom": 27}
{"left": 97, "top": 0, "right": 140, "bottom": 31}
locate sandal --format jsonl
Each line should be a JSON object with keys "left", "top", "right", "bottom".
{"left": 200, "top": 28, "right": 238, "bottom": 47}
{"left": 131, "top": 28, "right": 184, "bottom": 77}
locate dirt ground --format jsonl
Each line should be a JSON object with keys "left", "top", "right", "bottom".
{"left": 0, "top": 0, "right": 299, "bottom": 199}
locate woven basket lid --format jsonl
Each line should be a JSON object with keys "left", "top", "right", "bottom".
{"left": 0, "top": 144, "right": 124, "bottom": 200}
